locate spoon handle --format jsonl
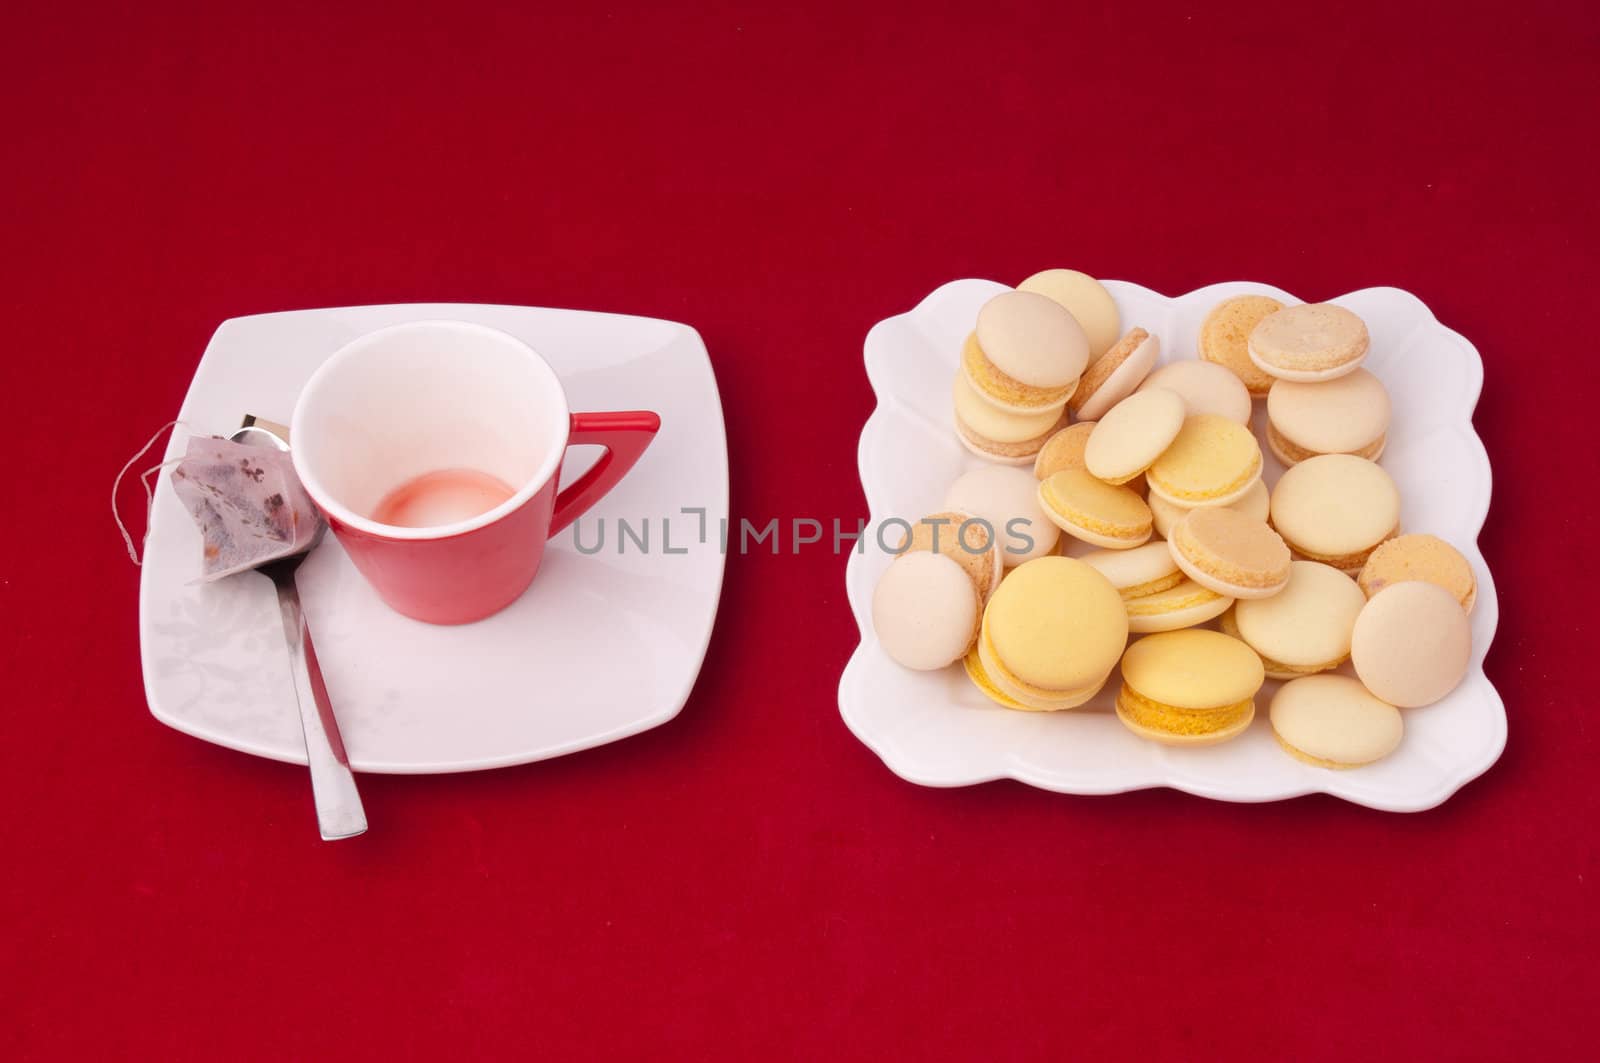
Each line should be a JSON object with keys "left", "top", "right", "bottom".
{"left": 275, "top": 581, "right": 368, "bottom": 840}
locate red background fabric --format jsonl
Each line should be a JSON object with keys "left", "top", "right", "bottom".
{"left": 5, "top": 1, "right": 1596, "bottom": 1058}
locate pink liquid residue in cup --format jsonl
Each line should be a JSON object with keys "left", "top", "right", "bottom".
{"left": 371, "top": 468, "right": 518, "bottom": 529}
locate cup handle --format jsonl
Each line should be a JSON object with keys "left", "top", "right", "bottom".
{"left": 548, "top": 411, "right": 661, "bottom": 537}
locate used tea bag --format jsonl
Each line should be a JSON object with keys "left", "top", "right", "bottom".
{"left": 170, "top": 435, "right": 323, "bottom": 580}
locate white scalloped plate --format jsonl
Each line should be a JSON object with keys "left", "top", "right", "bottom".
{"left": 838, "top": 279, "right": 1502, "bottom": 811}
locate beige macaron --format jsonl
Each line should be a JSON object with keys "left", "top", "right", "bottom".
{"left": 1078, "top": 541, "right": 1183, "bottom": 599}
{"left": 872, "top": 551, "right": 980, "bottom": 670}
{"left": 897, "top": 510, "right": 1003, "bottom": 604}
{"left": 1351, "top": 581, "right": 1472, "bottom": 708}
{"left": 1125, "top": 579, "right": 1233, "bottom": 634}
{"left": 961, "top": 290, "right": 1089, "bottom": 414}
{"left": 1248, "top": 302, "right": 1369, "bottom": 382}
{"left": 1033, "top": 421, "right": 1096, "bottom": 480}
{"left": 1017, "top": 268, "right": 1121, "bottom": 362}
{"left": 1266, "top": 369, "right": 1391, "bottom": 466}
{"left": 1199, "top": 294, "right": 1283, "bottom": 396}
{"left": 1270, "top": 454, "right": 1401, "bottom": 573}
{"left": 1270, "top": 674, "right": 1404, "bottom": 769}
{"left": 1084, "top": 388, "right": 1187, "bottom": 485}
{"left": 1149, "top": 479, "right": 1269, "bottom": 540}
{"left": 1167, "top": 506, "right": 1291, "bottom": 598}
{"left": 1069, "top": 328, "right": 1160, "bottom": 421}
{"left": 1358, "top": 534, "right": 1477, "bottom": 611}
{"left": 1227, "top": 561, "right": 1366, "bottom": 679}
{"left": 951, "top": 373, "right": 1067, "bottom": 465}
{"left": 945, "top": 465, "right": 1060, "bottom": 566}
{"left": 1138, "top": 359, "right": 1253, "bottom": 424}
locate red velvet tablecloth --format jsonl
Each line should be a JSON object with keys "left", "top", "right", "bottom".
{"left": 6, "top": 2, "right": 1595, "bottom": 1058}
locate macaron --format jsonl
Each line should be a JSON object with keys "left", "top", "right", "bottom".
{"left": 1068, "top": 328, "right": 1160, "bottom": 421}
{"left": 1115, "top": 630, "right": 1264, "bottom": 746}
{"left": 1351, "top": 581, "right": 1472, "bottom": 708}
{"left": 1266, "top": 369, "right": 1391, "bottom": 465}
{"left": 1269, "top": 675, "right": 1404, "bottom": 769}
{"left": 1167, "top": 506, "right": 1291, "bottom": 599}
{"left": 1226, "top": 561, "right": 1365, "bottom": 679}
{"left": 872, "top": 551, "right": 980, "bottom": 671}
{"left": 1079, "top": 541, "right": 1182, "bottom": 600}
{"left": 945, "top": 465, "right": 1061, "bottom": 566}
{"left": 1032, "top": 421, "right": 1096, "bottom": 480}
{"left": 951, "top": 373, "right": 1067, "bottom": 465}
{"left": 898, "top": 510, "right": 1003, "bottom": 603}
{"left": 1149, "top": 478, "right": 1269, "bottom": 540}
{"left": 1084, "top": 388, "right": 1187, "bottom": 485}
{"left": 1017, "top": 268, "right": 1121, "bottom": 362}
{"left": 1038, "top": 468, "right": 1153, "bottom": 549}
{"left": 979, "top": 556, "right": 1128, "bottom": 710}
{"left": 1270, "top": 454, "right": 1400, "bottom": 573}
{"left": 1124, "top": 579, "right": 1233, "bottom": 634}
{"left": 1199, "top": 294, "right": 1283, "bottom": 397}
{"left": 1358, "top": 534, "right": 1476, "bottom": 611}
{"left": 1137, "top": 359, "right": 1253, "bottom": 424}
{"left": 1249, "top": 302, "right": 1369, "bottom": 382}
{"left": 962, "top": 291, "right": 1089, "bottom": 414}
{"left": 962, "top": 645, "right": 1030, "bottom": 711}
{"left": 1145, "top": 414, "right": 1263, "bottom": 508}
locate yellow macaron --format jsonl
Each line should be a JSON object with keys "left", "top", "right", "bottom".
{"left": 1145, "top": 414, "right": 1263, "bottom": 508}
{"left": 979, "top": 556, "right": 1128, "bottom": 710}
{"left": 951, "top": 373, "right": 1066, "bottom": 465}
{"left": 1032, "top": 421, "right": 1097, "bottom": 480}
{"left": 1124, "top": 579, "right": 1233, "bottom": 634}
{"left": 1038, "top": 468, "right": 1153, "bottom": 549}
{"left": 1017, "top": 268, "right": 1121, "bottom": 362}
{"left": 1115, "top": 629, "right": 1265, "bottom": 746}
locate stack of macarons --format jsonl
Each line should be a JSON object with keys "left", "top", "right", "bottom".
{"left": 873, "top": 271, "right": 1481, "bottom": 774}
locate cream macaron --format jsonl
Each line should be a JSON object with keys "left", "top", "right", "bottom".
{"left": 1145, "top": 414, "right": 1263, "bottom": 508}
{"left": 1038, "top": 468, "right": 1153, "bottom": 550}
{"left": 962, "top": 290, "right": 1089, "bottom": 414}
{"left": 1249, "top": 302, "right": 1370, "bottom": 383}
{"left": 1358, "top": 534, "right": 1477, "bottom": 611}
{"left": 1350, "top": 581, "right": 1472, "bottom": 708}
{"left": 1199, "top": 294, "right": 1283, "bottom": 397}
{"left": 1149, "top": 479, "right": 1269, "bottom": 540}
{"left": 1033, "top": 421, "right": 1096, "bottom": 480}
{"left": 1167, "top": 506, "right": 1291, "bottom": 599}
{"left": 1225, "top": 561, "right": 1366, "bottom": 679}
{"left": 1078, "top": 541, "right": 1182, "bottom": 600}
{"left": 951, "top": 373, "right": 1066, "bottom": 465}
{"left": 1270, "top": 675, "right": 1404, "bottom": 769}
{"left": 1123, "top": 580, "right": 1232, "bottom": 634}
{"left": 1266, "top": 369, "right": 1391, "bottom": 466}
{"left": 945, "top": 465, "right": 1060, "bottom": 566}
{"left": 1068, "top": 328, "right": 1160, "bottom": 421}
{"left": 1137, "top": 358, "right": 1253, "bottom": 424}
{"left": 872, "top": 551, "right": 980, "bottom": 670}
{"left": 1017, "top": 268, "right": 1121, "bottom": 362}
{"left": 1270, "top": 454, "right": 1400, "bottom": 573}
{"left": 1084, "top": 388, "right": 1187, "bottom": 485}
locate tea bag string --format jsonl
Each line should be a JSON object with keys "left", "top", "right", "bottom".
{"left": 112, "top": 420, "right": 193, "bottom": 566}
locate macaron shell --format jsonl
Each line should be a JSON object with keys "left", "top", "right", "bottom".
{"left": 1231, "top": 561, "right": 1365, "bottom": 669}
{"left": 1266, "top": 369, "right": 1391, "bottom": 456}
{"left": 1168, "top": 506, "right": 1291, "bottom": 599}
{"left": 945, "top": 465, "right": 1061, "bottom": 565}
{"left": 1033, "top": 422, "right": 1096, "bottom": 480}
{"left": 872, "top": 551, "right": 980, "bottom": 670}
{"left": 1270, "top": 674, "right": 1403, "bottom": 768}
{"left": 1248, "top": 302, "right": 1370, "bottom": 381}
{"left": 1120, "top": 629, "right": 1265, "bottom": 710}
{"left": 1271, "top": 454, "right": 1401, "bottom": 565}
{"left": 1145, "top": 414, "right": 1263, "bottom": 507}
{"left": 1199, "top": 295, "right": 1283, "bottom": 396}
{"left": 1149, "top": 478, "right": 1269, "bottom": 539}
{"left": 983, "top": 555, "right": 1128, "bottom": 692}
{"left": 1138, "top": 359, "right": 1253, "bottom": 424}
{"left": 1084, "top": 388, "right": 1187, "bottom": 484}
{"left": 1125, "top": 580, "right": 1233, "bottom": 633}
{"left": 975, "top": 290, "right": 1090, "bottom": 388}
{"left": 1017, "top": 268, "right": 1121, "bottom": 362}
{"left": 1351, "top": 581, "right": 1472, "bottom": 708}
{"left": 1070, "top": 329, "right": 1160, "bottom": 421}
{"left": 1038, "top": 468, "right": 1154, "bottom": 549}
{"left": 1358, "top": 534, "right": 1477, "bottom": 611}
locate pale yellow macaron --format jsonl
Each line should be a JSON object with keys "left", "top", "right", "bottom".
{"left": 1249, "top": 302, "right": 1369, "bottom": 382}
{"left": 1199, "top": 294, "right": 1283, "bottom": 396}
{"left": 1358, "top": 534, "right": 1477, "bottom": 611}
{"left": 1068, "top": 328, "right": 1160, "bottom": 421}
{"left": 962, "top": 644, "right": 1030, "bottom": 711}
{"left": 1149, "top": 478, "right": 1269, "bottom": 540}
{"left": 1138, "top": 358, "right": 1253, "bottom": 424}
{"left": 1270, "top": 454, "right": 1401, "bottom": 573}
{"left": 1079, "top": 541, "right": 1182, "bottom": 600}
{"left": 1266, "top": 369, "right": 1391, "bottom": 466}
{"left": 1125, "top": 579, "right": 1232, "bottom": 634}
{"left": 897, "top": 510, "right": 1003, "bottom": 604}
{"left": 1032, "top": 421, "right": 1096, "bottom": 480}
{"left": 1226, "top": 561, "right": 1366, "bottom": 679}
{"left": 1017, "top": 268, "right": 1121, "bottom": 362}
{"left": 1351, "top": 581, "right": 1472, "bottom": 708}
{"left": 1115, "top": 629, "right": 1264, "bottom": 745}
{"left": 961, "top": 291, "right": 1089, "bottom": 414}
{"left": 945, "top": 465, "right": 1060, "bottom": 566}
{"left": 872, "top": 550, "right": 981, "bottom": 670}
{"left": 1270, "top": 674, "right": 1404, "bottom": 769}
{"left": 1145, "top": 414, "right": 1263, "bottom": 508}
{"left": 951, "top": 373, "right": 1067, "bottom": 465}
{"left": 1167, "top": 506, "right": 1291, "bottom": 598}
{"left": 1038, "top": 468, "right": 1153, "bottom": 549}
{"left": 1084, "top": 388, "right": 1187, "bottom": 484}
{"left": 980, "top": 556, "right": 1128, "bottom": 710}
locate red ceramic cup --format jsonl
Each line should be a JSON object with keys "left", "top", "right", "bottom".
{"left": 290, "top": 320, "right": 659, "bottom": 624}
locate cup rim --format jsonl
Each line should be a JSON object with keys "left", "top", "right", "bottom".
{"left": 289, "top": 318, "right": 571, "bottom": 542}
